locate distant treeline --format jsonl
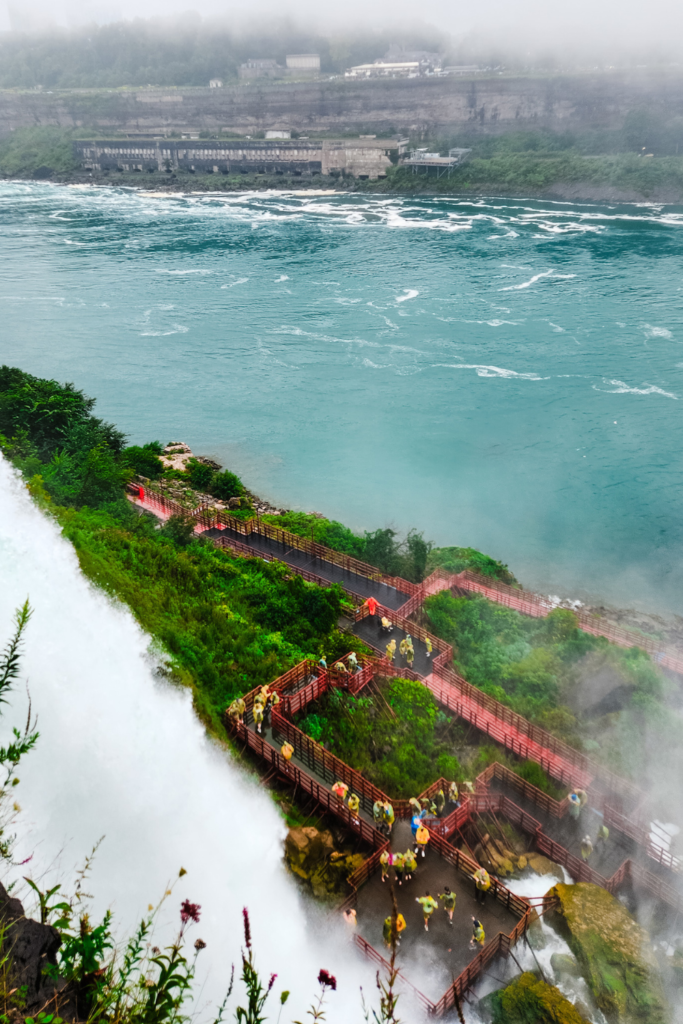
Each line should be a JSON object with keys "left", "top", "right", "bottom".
{"left": 0, "top": 17, "right": 447, "bottom": 90}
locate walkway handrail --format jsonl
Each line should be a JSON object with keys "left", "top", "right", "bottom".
{"left": 231, "top": 718, "right": 385, "bottom": 849}
{"left": 213, "top": 535, "right": 368, "bottom": 604}
{"left": 604, "top": 805, "right": 680, "bottom": 872}
{"left": 352, "top": 936, "right": 436, "bottom": 1014}
{"left": 476, "top": 761, "right": 570, "bottom": 819}
{"left": 271, "top": 711, "right": 390, "bottom": 816}
{"left": 216, "top": 511, "right": 419, "bottom": 596}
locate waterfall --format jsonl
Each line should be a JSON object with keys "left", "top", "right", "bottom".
{"left": 0, "top": 456, "right": 378, "bottom": 1022}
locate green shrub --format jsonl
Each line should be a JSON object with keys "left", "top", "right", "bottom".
{"left": 296, "top": 677, "right": 464, "bottom": 798}
{"left": 185, "top": 458, "right": 214, "bottom": 492}
{"left": 122, "top": 442, "right": 164, "bottom": 480}
{"left": 211, "top": 469, "right": 244, "bottom": 501}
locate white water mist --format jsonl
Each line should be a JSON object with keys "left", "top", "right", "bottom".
{"left": 0, "top": 457, "right": 384, "bottom": 1022}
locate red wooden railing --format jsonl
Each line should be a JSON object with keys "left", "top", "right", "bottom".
{"left": 476, "top": 762, "right": 570, "bottom": 819}
{"left": 604, "top": 805, "right": 680, "bottom": 872}
{"left": 231, "top": 717, "right": 385, "bottom": 849}
{"left": 216, "top": 510, "right": 420, "bottom": 596}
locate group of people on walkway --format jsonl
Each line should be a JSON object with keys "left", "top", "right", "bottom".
{"left": 385, "top": 634, "right": 416, "bottom": 668}
{"left": 333, "top": 782, "right": 396, "bottom": 831}
{"left": 376, "top": 880, "right": 486, "bottom": 952}
{"left": 226, "top": 684, "right": 281, "bottom": 734}
{"left": 364, "top": 598, "right": 433, "bottom": 668}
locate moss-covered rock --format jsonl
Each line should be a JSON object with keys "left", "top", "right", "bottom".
{"left": 284, "top": 827, "right": 363, "bottom": 898}
{"left": 488, "top": 972, "right": 590, "bottom": 1023}
{"left": 546, "top": 883, "right": 670, "bottom": 1024}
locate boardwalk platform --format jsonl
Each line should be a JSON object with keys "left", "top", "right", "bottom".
{"left": 201, "top": 526, "right": 411, "bottom": 609}
{"left": 354, "top": 821, "right": 520, "bottom": 1003}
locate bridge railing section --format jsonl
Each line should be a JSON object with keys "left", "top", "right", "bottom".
{"left": 432, "top": 909, "right": 533, "bottom": 1016}
{"left": 216, "top": 511, "right": 419, "bottom": 595}
{"left": 604, "top": 805, "right": 680, "bottom": 873}
{"left": 212, "top": 535, "right": 368, "bottom": 602}
{"left": 230, "top": 718, "right": 384, "bottom": 849}
{"left": 432, "top": 663, "right": 643, "bottom": 805}
{"left": 476, "top": 762, "right": 570, "bottom": 819}
{"left": 352, "top": 936, "right": 436, "bottom": 1014}
{"left": 271, "top": 711, "right": 389, "bottom": 820}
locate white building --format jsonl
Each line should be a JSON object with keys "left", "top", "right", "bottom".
{"left": 346, "top": 61, "right": 421, "bottom": 79}
{"left": 285, "top": 54, "right": 321, "bottom": 73}
{"left": 209, "top": 79, "right": 223, "bottom": 88}
{"left": 265, "top": 130, "right": 291, "bottom": 139}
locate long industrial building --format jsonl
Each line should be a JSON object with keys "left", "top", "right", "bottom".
{"left": 74, "top": 137, "right": 403, "bottom": 179}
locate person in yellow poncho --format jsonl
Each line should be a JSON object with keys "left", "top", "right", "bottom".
{"left": 416, "top": 893, "right": 438, "bottom": 932}
{"left": 473, "top": 867, "right": 491, "bottom": 905}
{"left": 415, "top": 824, "right": 429, "bottom": 858}
{"left": 382, "top": 913, "right": 406, "bottom": 947}
{"left": 470, "top": 917, "right": 485, "bottom": 948}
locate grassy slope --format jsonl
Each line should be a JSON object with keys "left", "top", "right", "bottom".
{"left": 423, "top": 589, "right": 678, "bottom": 782}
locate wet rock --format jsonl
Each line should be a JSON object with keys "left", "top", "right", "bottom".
{"left": 284, "top": 827, "right": 361, "bottom": 898}
{"left": 228, "top": 497, "right": 242, "bottom": 509}
{"left": 488, "top": 972, "right": 591, "bottom": 1023}
{"left": 551, "top": 952, "right": 582, "bottom": 978}
{"left": 0, "top": 882, "right": 78, "bottom": 1020}
{"left": 545, "top": 882, "right": 670, "bottom": 1024}
{"left": 527, "top": 853, "right": 564, "bottom": 879}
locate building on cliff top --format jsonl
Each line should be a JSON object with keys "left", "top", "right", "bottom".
{"left": 238, "top": 59, "right": 283, "bottom": 80}
{"left": 285, "top": 54, "right": 321, "bottom": 76}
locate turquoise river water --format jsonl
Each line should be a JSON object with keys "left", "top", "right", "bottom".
{"left": 1, "top": 182, "right": 682, "bottom": 614}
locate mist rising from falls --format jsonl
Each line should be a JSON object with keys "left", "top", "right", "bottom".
{"left": 0, "top": 456, "right": 380, "bottom": 1021}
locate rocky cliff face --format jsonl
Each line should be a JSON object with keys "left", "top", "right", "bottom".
{"left": 284, "top": 826, "right": 363, "bottom": 899}
{"left": 2, "top": 69, "right": 683, "bottom": 138}
{"left": 0, "top": 881, "right": 78, "bottom": 1021}
{"left": 546, "top": 882, "right": 670, "bottom": 1024}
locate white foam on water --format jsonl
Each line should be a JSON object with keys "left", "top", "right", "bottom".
{"left": 220, "top": 277, "right": 249, "bottom": 289}
{"left": 592, "top": 379, "right": 678, "bottom": 399}
{"left": 396, "top": 289, "right": 419, "bottom": 303}
{"left": 643, "top": 324, "right": 674, "bottom": 340}
{"left": 274, "top": 274, "right": 290, "bottom": 282}
{"left": 435, "top": 363, "right": 549, "bottom": 380}
{"left": 156, "top": 269, "right": 213, "bottom": 275}
{"left": 499, "top": 270, "right": 577, "bottom": 292}
{"left": 0, "top": 458, "right": 393, "bottom": 1023}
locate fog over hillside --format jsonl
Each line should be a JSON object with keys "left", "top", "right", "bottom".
{"left": 2, "top": 0, "right": 683, "bottom": 69}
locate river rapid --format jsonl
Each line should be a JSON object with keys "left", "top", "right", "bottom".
{"left": 1, "top": 182, "right": 682, "bottom": 612}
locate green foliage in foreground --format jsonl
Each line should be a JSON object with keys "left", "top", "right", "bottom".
{"left": 297, "top": 677, "right": 465, "bottom": 797}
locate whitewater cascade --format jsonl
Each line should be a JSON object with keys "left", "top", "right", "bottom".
{"left": 0, "top": 457, "right": 382, "bottom": 1022}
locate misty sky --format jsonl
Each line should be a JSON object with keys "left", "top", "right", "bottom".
{"left": 2, "top": 0, "right": 683, "bottom": 60}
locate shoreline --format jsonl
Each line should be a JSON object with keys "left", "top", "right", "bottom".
{"left": 4, "top": 171, "right": 683, "bottom": 207}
